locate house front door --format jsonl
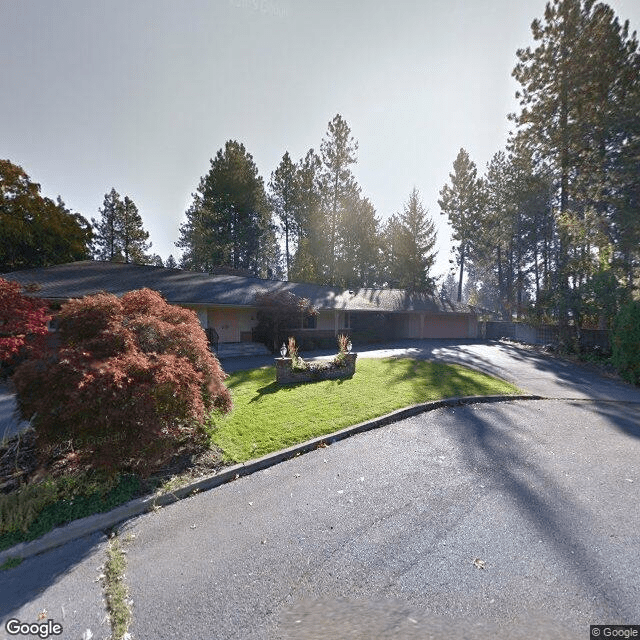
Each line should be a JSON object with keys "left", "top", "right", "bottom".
{"left": 209, "top": 308, "right": 240, "bottom": 343}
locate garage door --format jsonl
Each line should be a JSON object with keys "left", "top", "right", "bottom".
{"left": 424, "top": 315, "right": 469, "bottom": 339}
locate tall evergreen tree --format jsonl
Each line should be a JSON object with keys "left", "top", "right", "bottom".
{"left": 511, "top": 0, "right": 640, "bottom": 322}
{"left": 120, "top": 196, "right": 151, "bottom": 264}
{"left": 438, "top": 149, "right": 484, "bottom": 302}
{"left": 92, "top": 189, "right": 151, "bottom": 264}
{"left": 381, "top": 214, "right": 406, "bottom": 289}
{"left": 383, "top": 191, "right": 438, "bottom": 293}
{"left": 177, "top": 140, "right": 277, "bottom": 277}
{"left": 290, "top": 149, "right": 324, "bottom": 283}
{"left": 319, "top": 114, "right": 359, "bottom": 285}
{"left": 92, "top": 188, "right": 121, "bottom": 261}
{"left": 269, "top": 151, "right": 299, "bottom": 280}
{"left": 397, "top": 188, "right": 438, "bottom": 293}
{"left": 338, "top": 194, "right": 381, "bottom": 288}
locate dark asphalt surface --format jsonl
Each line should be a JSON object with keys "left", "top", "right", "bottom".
{"left": 2, "top": 341, "right": 639, "bottom": 639}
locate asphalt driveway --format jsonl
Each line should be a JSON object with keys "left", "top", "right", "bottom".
{"left": 2, "top": 341, "right": 639, "bottom": 639}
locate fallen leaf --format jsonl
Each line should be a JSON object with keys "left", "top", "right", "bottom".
{"left": 473, "top": 558, "right": 486, "bottom": 570}
{"left": 248, "top": 501, "right": 253, "bottom": 506}
{"left": 190, "top": 524, "right": 197, "bottom": 529}
{"left": 37, "top": 610, "right": 47, "bottom": 620}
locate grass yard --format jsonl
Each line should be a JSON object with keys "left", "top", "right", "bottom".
{"left": 0, "top": 357, "right": 520, "bottom": 555}
{"left": 208, "top": 357, "right": 521, "bottom": 462}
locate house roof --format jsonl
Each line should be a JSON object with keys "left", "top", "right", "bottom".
{"left": 1, "top": 261, "right": 474, "bottom": 315}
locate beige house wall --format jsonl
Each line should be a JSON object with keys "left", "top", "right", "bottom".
{"left": 189, "top": 304, "right": 477, "bottom": 343}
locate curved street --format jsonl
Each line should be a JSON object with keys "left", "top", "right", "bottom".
{"left": 1, "top": 341, "right": 639, "bottom": 639}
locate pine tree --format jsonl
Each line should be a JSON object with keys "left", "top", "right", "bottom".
{"left": 177, "top": 140, "right": 277, "bottom": 277}
{"left": 269, "top": 151, "right": 299, "bottom": 280}
{"left": 338, "top": 194, "right": 380, "bottom": 288}
{"left": 438, "top": 149, "right": 483, "bottom": 302}
{"left": 397, "top": 188, "right": 438, "bottom": 293}
{"left": 511, "top": 0, "right": 640, "bottom": 322}
{"left": 381, "top": 214, "right": 406, "bottom": 289}
{"left": 92, "top": 189, "right": 151, "bottom": 264}
{"left": 120, "top": 196, "right": 151, "bottom": 264}
{"left": 289, "top": 149, "right": 324, "bottom": 284}
{"left": 319, "top": 114, "right": 359, "bottom": 285}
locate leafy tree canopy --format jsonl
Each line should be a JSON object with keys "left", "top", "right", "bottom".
{"left": 0, "top": 160, "right": 92, "bottom": 272}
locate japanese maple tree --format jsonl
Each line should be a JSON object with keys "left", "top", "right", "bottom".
{"left": 13, "top": 288, "right": 231, "bottom": 474}
{"left": 0, "top": 277, "right": 50, "bottom": 365}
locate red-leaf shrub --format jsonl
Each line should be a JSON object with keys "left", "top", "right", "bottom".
{"left": 0, "top": 278, "right": 51, "bottom": 367}
{"left": 12, "top": 288, "right": 231, "bottom": 474}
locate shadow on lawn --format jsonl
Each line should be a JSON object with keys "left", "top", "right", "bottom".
{"left": 376, "top": 357, "right": 511, "bottom": 401}
{"left": 249, "top": 373, "right": 355, "bottom": 403}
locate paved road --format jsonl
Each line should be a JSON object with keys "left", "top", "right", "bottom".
{"left": 2, "top": 342, "right": 639, "bottom": 639}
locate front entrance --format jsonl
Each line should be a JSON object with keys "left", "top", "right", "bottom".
{"left": 209, "top": 308, "right": 240, "bottom": 343}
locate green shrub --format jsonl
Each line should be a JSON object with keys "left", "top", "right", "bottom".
{"left": 0, "top": 473, "right": 139, "bottom": 550}
{"left": 611, "top": 300, "right": 640, "bottom": 385}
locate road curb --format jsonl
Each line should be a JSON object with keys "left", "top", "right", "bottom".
{"left": 0, "top": 393, "right": 542, "bottom": 566}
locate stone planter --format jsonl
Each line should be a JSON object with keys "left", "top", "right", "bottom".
{"left": 275, "top": 353, "right": 357, "bottom": 385}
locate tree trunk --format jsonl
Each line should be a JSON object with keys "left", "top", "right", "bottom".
{"left": 457, "top": 247, "right": 465, "bottom": 303}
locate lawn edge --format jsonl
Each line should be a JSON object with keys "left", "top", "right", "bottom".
{"left": 0, "top": 393, "right": 541, "bottom": 565}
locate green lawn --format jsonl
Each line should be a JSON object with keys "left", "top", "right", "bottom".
{"left": 208, "top": 357, "right": 521, "bottom": 462}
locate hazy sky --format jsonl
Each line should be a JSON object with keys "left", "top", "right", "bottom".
{"left": 2, "top": 0, "right": 639, "bottom": 279}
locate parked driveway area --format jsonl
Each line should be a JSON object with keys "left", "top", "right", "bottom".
{"left": 2, "top": 341, "right": 639, "bottom": 639}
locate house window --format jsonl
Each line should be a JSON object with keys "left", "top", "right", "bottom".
{"left": 303, "top": 314, "right": 317, "bottom": 329}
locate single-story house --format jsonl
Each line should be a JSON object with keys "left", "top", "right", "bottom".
{"left": 2, "top": 261, "right": 478, "bottom": 346}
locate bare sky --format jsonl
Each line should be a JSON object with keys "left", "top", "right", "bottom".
{"left": 2, "top": 0, "right": 639, "bottom": 279}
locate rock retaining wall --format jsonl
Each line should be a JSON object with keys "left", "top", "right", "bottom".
{"left": 275, "top": 354, "right": 357, "bottom": 385}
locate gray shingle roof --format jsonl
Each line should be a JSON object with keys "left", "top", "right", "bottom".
{"left": 1, "top": 261, "right": 473, "bottom": 315}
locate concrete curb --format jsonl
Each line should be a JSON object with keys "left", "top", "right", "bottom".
{"left": 0, "top": 393, "right": 542, "bottom": 566}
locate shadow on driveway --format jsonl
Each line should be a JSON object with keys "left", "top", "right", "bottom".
{"left": 444, "top": 401, "right": 638, "bottom": 620}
